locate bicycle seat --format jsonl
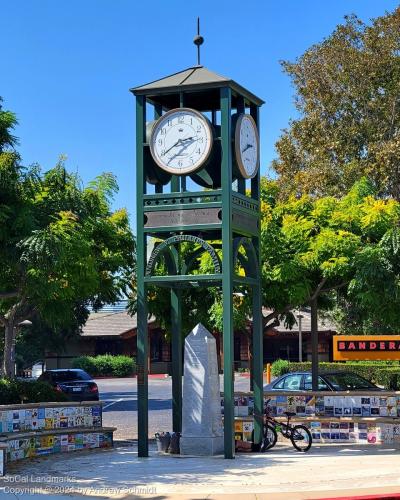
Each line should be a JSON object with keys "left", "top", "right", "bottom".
{"left": 284, "top": 411, "right": 296, "bottom": 417}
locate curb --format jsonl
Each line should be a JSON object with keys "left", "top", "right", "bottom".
{"left": 94, "top": 374, "right": 170, "bottom": 380}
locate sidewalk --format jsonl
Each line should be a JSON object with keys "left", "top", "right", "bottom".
{"left": 1, "top": 441, "right": 400, "bottom": 499}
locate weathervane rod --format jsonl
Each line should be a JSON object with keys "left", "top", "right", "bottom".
{"left": 193, "top": 17, "right": 204, "bottom": 66}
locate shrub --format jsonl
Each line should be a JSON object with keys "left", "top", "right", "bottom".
{"left": 72, "top": 355, "right": 135, "bottom": 377}
{"left": 71, "top": 356, "right": 96, "bottom": 375}
{"left": 0, "top": 379, "right": 19, "bottom": 405}
{"left": 271, "top": 359, "right": 291, "bottom": 377}
{"left": 0, "top": 379, "right": 68, "bottom": 405}
{"left": 110, "top": 356, "right": 135, "bottom": 377}
{"left": 93, "top": 354, "right": 114, "bottom": 376}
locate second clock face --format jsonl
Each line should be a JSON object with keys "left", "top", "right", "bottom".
{"left": 235, "top": 114, "right": 259, "bottom": 179}
{"left": 149, "top": 108, "right": 213, "bottom": 175}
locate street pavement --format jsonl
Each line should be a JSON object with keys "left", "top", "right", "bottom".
{"left": 2, "top": 441, "right": 400, "bottom": 499}
{"left": 98, "top": 374, "right": 251, "bottom": 440}
{"left": 2, "top": 376, "right": 400, "bottom": 499}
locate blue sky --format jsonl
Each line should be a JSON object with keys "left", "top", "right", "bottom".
{"left": 1, "top": 0, "right": 399, "bottom": 227}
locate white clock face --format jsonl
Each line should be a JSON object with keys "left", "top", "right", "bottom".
{"left": 150, "top": 108, "right": 213, "bottom": 175}
{"left": 235, "top": 114, "right": 259, "bottom": 178}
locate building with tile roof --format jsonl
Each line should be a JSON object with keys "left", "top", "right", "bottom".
{"left": 45, "top": 302, "right": 337, "bottom": 373}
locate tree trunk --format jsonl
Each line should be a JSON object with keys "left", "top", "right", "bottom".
{"left": 310, "top": 297, "right": 319, "bottom": 391}
{"left": 3, "top": 321, "right": 16, "bottom": 378}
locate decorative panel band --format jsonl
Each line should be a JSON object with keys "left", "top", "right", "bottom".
{"left": 144, "top": 208, "right": 221, "bottom": 228}
{"left": 232, "top": 210, "right": 259, "bottom": 234}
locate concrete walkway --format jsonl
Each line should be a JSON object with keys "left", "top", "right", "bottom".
{"left": 1, "top": 442, "right": 400, "bottom": 499}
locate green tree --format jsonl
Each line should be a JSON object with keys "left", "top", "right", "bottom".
{"left": 272, "top": 8, "right": 400, "bottom": 199}
{"left": 0, "top": 100, "right": 135, "bottom": 377}
{"left": 260, "top": 178, "right": 400, "bottom": 333}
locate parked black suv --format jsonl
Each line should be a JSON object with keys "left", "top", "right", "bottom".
{"left": 38, "top": 369, "right": 99, "bottom": 401}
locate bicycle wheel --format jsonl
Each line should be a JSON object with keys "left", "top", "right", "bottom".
{"left": 290, "top": 425, "right": 312, "bottom": 452}
{"left": 261, "top": 424, "right": 277, "bottom": 451}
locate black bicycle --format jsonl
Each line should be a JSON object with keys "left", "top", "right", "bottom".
{"left": 258, "top": 399, "right": 312, "bottom": 452}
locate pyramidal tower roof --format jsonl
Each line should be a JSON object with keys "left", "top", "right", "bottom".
{"left": 131, "top": 65, "right": 264, "bottom": 106}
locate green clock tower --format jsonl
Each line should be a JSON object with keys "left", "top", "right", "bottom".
{"left": 131, "top": 35, "right": 264, "bottom": 459}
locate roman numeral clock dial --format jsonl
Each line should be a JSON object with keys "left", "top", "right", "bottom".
{"left": 149, "top": 107, "right": 213, "bottom": 175}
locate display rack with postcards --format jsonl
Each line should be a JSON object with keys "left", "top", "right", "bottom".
{"left": 222, "top": 393, "right": 400, "bottom": 445}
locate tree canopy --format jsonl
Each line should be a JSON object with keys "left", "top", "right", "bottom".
{"left": 272, "top": 7, "right": 400, "bottom": 199}
{"left": 0, "top": 99, "right": 135, "bottom": 376}
{"left": 261, "top": 178, "right": 400, "bottom": 332}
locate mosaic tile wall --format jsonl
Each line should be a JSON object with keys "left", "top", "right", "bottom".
{"left": 0, "top": 405, "right": 102, "bottom": 434}
{"left": 7, "top": 431, "right": 113, "bottom": 462}
{"left": 222, "top": 394, "right": 400, "bottom": 445}
{"left": 221, "top": 395, "right": 400, "bottom": 418}
{"left": 233, "top": 418, "right": 400, "bottom": 444}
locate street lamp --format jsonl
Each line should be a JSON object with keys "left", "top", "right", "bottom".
{"left": 296, "top": 312, "right": 304, "bottom": 362}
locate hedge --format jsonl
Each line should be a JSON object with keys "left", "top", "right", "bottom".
{"left": 270, "top": 360, "right": 400, "bottom": 390}
{"left": 0, "top": 379, "right": 68, "bottom": 405}
{"left": 72, "top": 355, "right": 135, "bottom": 377}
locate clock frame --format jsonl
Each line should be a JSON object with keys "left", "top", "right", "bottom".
{"left": 149, "top": 107, "right": 214, "bottom": 175}
{"left": 234, "top": 113, "right": 260, "bottom": 179}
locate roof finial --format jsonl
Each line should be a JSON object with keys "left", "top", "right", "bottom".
{"left": 193, "top": 17, "right": 204, "bottom": 66}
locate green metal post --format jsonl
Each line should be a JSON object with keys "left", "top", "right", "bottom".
{"left": 250, "top": 103, "right": 263, "bottom": 443}
{"left": 252, "top": 284, "right": 263, "bottom": 444}
{"left": 136, "top": 95, "right": 149, "bottom": 457}
{"left": 236, "top": 96, "right": 246, "bottom": 195}
{"left": 250, "top": 104, "right": 260, "bottom": 199}
{"left": 171, "top": 287, "right": 182, "bottom": 432}
{"left": 221, "top": 86, "right": 235, "bottom": 459}
{"left": 171, "top": 176, "right": 179, "bottom": 192}
{"left": 211, "top": 109, "right": 217, "bottom": 126}
{"left": 169, "top": 93, "right": 184, "bottom": 193}
{"left": 154, "top": 104, "right": 163, "bottom": 194}
{"left": 154, "top": 103, "right": 162, "bottom": 119}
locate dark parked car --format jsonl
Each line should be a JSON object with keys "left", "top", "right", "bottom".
{"left": 38, "top": 369, "right": 99, "bottom": 401}
{"left": 264, "top": 371, "right": 382, "bottom": 392}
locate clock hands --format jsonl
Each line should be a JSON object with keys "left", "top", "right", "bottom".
{"left": 162, "top": 136, "right": 195, "bottom": 156}
{"left": 167, "top": 137, "right": 197, "bottom": 164}
{"left": 162, "top": 139, "right": 182, "bottom": 156}
{"left": 241, "top": 143, "right": 254, "bottom": 154}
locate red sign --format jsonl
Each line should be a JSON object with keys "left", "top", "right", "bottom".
{"left": 333, "top": 335, "right": 400, "bottom": 361}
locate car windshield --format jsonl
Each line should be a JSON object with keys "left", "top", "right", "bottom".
{"left": 324, "top": 372, "right": 376, "bottom": 390}
{"left": 49, "top": 370, "right": 91, "bottom": 382}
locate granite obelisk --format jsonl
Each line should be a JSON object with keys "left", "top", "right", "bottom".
{"left": 180, "top": 323, "right": 224, "bottom": 455}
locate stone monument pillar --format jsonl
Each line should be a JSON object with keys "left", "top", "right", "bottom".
{"left": 180, "top": 323, "right": 224, "bottom": 455}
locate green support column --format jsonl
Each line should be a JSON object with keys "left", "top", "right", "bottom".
{"left": 171, "top": 287, "right": 182, "bottom": 432}
{"left": 250, "top": 103, "right": 263, "bottom": 443}
{"left": 136, "top": 95, "right": 149, "bottom": 457}
{"left": 154, "top": 104, "right": 163, "bottom": 194}
{"left": 221, "top": 86, "right": 234, "bottom": 459}
{"left": 250, "top": 104, "right": 260, "bottom": 200}
{"left": 236, "top": 96, "right": 246, "bottom": 195}
{"left": 252, "top": 283, "right": 263, "bottom": 445}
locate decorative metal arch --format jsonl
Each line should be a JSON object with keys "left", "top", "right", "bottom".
{"left": 232, "top": 237, "right": 259, "bottom": 279}
{"left": 145, "top": 234, "right": 221, "bottom": 277}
